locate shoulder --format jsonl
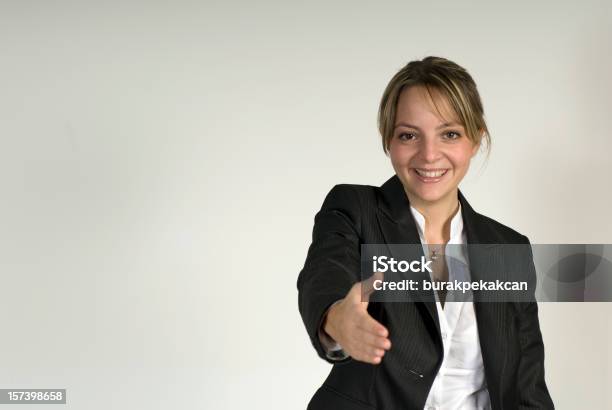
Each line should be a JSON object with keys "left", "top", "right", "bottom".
{"left": 309, "top": 183, "right": 380, "bottom": 241}
{"left": 316, "top": 184, "right": 382, "bottom": 234}
{"left": 458, "top": 189, "right": 531, "bottom": 245}
{"left": 320, "top": 183, "right": 380, "bottom": 211}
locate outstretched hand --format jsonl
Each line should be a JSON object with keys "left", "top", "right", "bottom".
{"left": 322, "top": 272, "right": 391, "bottom": 364}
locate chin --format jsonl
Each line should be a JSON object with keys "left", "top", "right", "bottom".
{"left": 407, "top": 185, "right": 452, "bottom": 204}
{"left": 414, "top": 192, "right": 445, "bottom": 204}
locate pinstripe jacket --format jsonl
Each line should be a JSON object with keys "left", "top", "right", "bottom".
{"left": 297, "top": 175, "right": 554, "bottom": 410}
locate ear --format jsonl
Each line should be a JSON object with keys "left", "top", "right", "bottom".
{"left": 471, "top": 130, "right": 484, "bottom": 157}
{"left": 471, "top": 140, "right": 481, "bottom": 157}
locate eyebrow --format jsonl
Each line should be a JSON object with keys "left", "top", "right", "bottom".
{"left": 394, "top": 122, "right": 462, "bottom": 130}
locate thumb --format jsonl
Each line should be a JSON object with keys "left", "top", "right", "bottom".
{"left": 354, "top": 271, "right": 385, "bottom": 308}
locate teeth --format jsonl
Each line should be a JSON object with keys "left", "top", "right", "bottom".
{"left": 415, "top": 169, "right": 447, "bottom": 178}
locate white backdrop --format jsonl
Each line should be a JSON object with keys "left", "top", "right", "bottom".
{"left": 1, "top": 1, "right": 611, "bottom": 409}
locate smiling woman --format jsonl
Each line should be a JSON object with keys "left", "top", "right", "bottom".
{"left": 389, "top": 86, "right": 481, "bottom": 216}
{"left": 297, "top": 56, "right": 554, "bottom": 409}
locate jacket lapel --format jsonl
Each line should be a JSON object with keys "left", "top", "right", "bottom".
{"left": 376, "top": 175, "right": 440, "bottom": 333}
{"left": 458, "top": 190, "right": 507, "bottom": 407}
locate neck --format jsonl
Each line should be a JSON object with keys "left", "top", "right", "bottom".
{"left": 406, "top": 190, "right": 460, "bottom": 244}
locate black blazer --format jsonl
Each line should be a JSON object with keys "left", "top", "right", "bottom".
{"left": 297, "top": 175, "right": 554, "bottom": 410}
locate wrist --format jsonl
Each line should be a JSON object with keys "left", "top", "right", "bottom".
{"left": 323, "top": 299, "right": 342, "bottom": 340}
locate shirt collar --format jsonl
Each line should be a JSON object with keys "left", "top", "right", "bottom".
{"left": 410, "top": 203, "right": 464, "bottom": 243}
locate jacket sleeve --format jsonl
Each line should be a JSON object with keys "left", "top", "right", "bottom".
{"left": 297, "top": 184, "right": 362, "bottom": 364}
{"left": 517, "top": 236, "right": 555, "bottom": 409}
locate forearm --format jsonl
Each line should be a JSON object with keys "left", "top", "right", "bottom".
{"left": 296, "top": 185, "right": 362, "bottom": 362}
{"left": 318, "top": 300, "right": 350, "bottom": 361}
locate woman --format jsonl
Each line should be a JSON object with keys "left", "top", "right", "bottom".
{"left": 297, "top": 56, "right": 554, "bottom": 409}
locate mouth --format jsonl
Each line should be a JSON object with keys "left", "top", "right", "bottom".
{"left": 412, "top": 168, "right": 449, "bottom": 182}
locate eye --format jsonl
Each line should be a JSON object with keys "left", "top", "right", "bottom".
{"left": 443, "top": 131, "right": 461, "bottom": 140}
{"left": 398, "top": 132, "right": 417, "bottom": 141}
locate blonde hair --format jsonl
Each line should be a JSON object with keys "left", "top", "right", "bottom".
{"left": 378, "top": 56, "right": 490, "bottom": 155}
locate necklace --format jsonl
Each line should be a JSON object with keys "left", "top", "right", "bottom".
{"left": 431, "top": 249, "right": 439, "bottom": 260}
{"left": 429, "top": 245, "right": 443, "bottom": 261}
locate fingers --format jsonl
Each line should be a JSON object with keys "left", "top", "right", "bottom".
{"left": 346, "top": 317, "right": 391, "bottom": 364}
{"left": 358, "top": 329, "right": 392, "bottom": 351}
{"left": 347, "top": 331, "right": 389, "bottom": 364}
{"left": 357, "top": 310, "right": 389, "bottom": 338}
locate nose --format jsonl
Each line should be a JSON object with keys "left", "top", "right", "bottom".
{"left": 419, "top": 136, "right": 442, "bottom": 163}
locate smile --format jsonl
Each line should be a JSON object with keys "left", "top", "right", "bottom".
{"left": 414, "top": 168, "right": 448, "bottom": 178}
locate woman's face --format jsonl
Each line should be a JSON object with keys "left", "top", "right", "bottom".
{"left": 389, "top": 85, "right": 479, "bottom": 208}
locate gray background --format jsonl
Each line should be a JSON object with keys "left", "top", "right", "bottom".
{"left": 1, "top": 1, "right": 611, "bottom": 409}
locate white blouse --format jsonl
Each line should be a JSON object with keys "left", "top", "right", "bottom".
{"left": 410, "top": 205, "right": 491, "bottom": 410}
